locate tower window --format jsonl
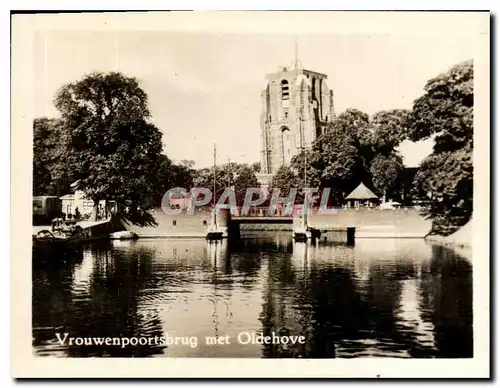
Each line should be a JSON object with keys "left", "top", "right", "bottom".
{"left": 281, "top": 127, "right": 292, "bottom": 165}
{"left": 281, "top": 80, "right": 289, "bottom": 101}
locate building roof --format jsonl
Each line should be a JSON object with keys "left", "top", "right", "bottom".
{"left": 60, "top": 194, "right": 75, "bottom": 200}
{"left": 345, "top": 183, "right": 379, "bottom": 200}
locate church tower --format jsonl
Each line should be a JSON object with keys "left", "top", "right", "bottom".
{"left": 257, "top": 56, "right": 335, "bottom": 186}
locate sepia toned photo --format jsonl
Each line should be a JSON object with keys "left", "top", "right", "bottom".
{"left": 11, "top": 11, "right": 490, "bottom": 378}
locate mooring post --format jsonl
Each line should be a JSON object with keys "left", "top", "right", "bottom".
{"left": 347, "top": 227, "right": 356, "bottom": 246}
{"left": 228, "top": 217, "right": 240, "bottom": 240}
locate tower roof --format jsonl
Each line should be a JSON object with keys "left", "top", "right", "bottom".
{"left": 288, "top": 58, "right": 304, "bottom": 71}
{"left": 345, "top": 183, "right": 379, "bottom": 200}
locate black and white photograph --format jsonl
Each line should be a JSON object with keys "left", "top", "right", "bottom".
{"left": 10, "top": 10, "right": 490, "bottom": 378}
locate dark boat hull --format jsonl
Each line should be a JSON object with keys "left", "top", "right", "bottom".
{"left": 206, "top": 232, "right": 224, "bottom": 241}
{"left": 32, "top": 236, "right": 83, "bottom": 263}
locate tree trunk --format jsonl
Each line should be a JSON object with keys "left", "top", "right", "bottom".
{"left": 91, "top": 200, "right": 99, "bottom": 221}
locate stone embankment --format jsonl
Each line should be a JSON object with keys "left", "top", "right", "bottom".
{"left": 118, "top": 207, "right": 433, "bottom": 239}
{"left": 425, "top": 220, "right": 472, "bottom": 258}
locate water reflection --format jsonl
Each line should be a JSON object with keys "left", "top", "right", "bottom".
{"left": 32, "top": 235, "right": 472, "bottom": 358}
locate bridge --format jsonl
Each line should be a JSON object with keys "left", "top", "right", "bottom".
{"left": 220, "top": 207, "right": 355, "bottom": 244}
{"left": 231, "top": 216, "right": 293, "bottom": 224}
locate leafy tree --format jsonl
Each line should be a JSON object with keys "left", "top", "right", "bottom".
{"left": 369, "top": 109, "right": 410, "bottom": 200}
{"left": 251, "top": 161, "right": 261, "bottom": 173}
{"left": 179, "top": 159, "right": 196, "bottom": 169}
{"left": 234, "top": 164, "right": 259, "bottom": 204}
{"left": 151, "top": 155, "right": 195, "bottom": 207}
{"left": 290, "top": 149, "right": 322, "bottom": 190}
{"left": 192, "top": 167, "right": 212, "bottom": 188}
{"left": 371, "top": 109, "right": 411, "bottom": 154}
{"left": 409, "top": 60, "right": 473, "bottom": 153}
{"left": 409, "top": 60, "right": 473, "bottom": 233}
{"left": 192, "top": 166, "right": 229, "bottom": 203}
{"left": 414, "top": 143, "right": 473, "bottom": 234}
{"left": 33, "top": 118, "right": 72, "bottom": 196}
{"left": 33, "top": 118, "right": 53, "bottom": 195}
{"left": 370, "top": 154, "right": 404, "bottom": 201}
{"left": 271, "top": 165, "right": 299, "bottom": 197}
{"left": 191, "top": 162, "right": 259, "bottom": 206}
{"left": 287, "top": 108, "right": 411, "bottom": 205}
{"left": 313, "top": 109, "right": 372, "bottom": 200}
{"left": 54, "top": 72, "right": 163, "bottom": 220}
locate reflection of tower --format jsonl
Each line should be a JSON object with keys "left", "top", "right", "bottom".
{"left": 258, "top": 50, "right": 335, "bottom": 185}
{"left": 353, "top": 256, "right": 371, "bottom": 283}
{"left": 397, "top": 276, "right": 436, "bottom": 352}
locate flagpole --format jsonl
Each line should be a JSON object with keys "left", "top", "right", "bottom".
{"left": 295, "top": 38, "right": 298, "bottom": 67}
{"left": 303, "top": 133, "right": 307, "bottom": 228}
{"left": 213, "top": 143, "right": 217, "bottom": 227}
{"left": 304, "top": 146, "right": 307, "bottom": 190}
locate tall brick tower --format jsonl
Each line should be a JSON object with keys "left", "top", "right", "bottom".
{"left": 257, "top": 55, "right": 335, "bottom": 187}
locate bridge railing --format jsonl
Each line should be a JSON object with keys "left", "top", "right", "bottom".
{"left": 234, "top": 206, "right": 312, "bottom": 218}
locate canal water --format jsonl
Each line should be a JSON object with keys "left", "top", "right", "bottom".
{"left": 32, "top": 233, "right": 472, "bottom": 358}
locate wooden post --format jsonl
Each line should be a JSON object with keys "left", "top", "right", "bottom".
{"left": 347, "top": 227, "right": 355, "bottom": 246}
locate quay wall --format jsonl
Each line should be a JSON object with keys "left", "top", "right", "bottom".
{"left": 307, "top": 208, "right": 432, "bottom": 238}
{"left": 118, "top": 209, "right": 218, "bottom": 238}
{"left": 117, "top": 207, "right": 432, "bottom": 239}
{"left": 240, "top": 208, "right": 431, "bottom": 238}
{"left": 81, "top": 218, "right": 123, "bottom": 239}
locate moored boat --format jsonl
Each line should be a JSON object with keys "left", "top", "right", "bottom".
{"left": 32, "top": 229, "right": 84, "bottom": 262}
{"left": 110, "top": 230, "right": 138, "bottom": 240}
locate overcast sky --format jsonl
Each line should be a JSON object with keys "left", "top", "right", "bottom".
{"left": 32, "top": 13, "right": 483, "bottom": 168}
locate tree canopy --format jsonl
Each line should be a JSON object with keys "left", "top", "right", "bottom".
{"left": 271, "top": 165, "right": 299, "bottom": 196}
{"left": 33, "top": 118, "right": 71, "bottom": 196}
{"left": 409, "top": 60, "right": 473, "bottom": 153}
{"left": 150, "top": 155, "right": 195, "bottom": 208}
{"left": 371, "top": 109, "right": 411, "bottom": 154}
{"left": 272, "top": 108, "right": 409, "bottom": 204}
{"left": 190, "top": 162, "right": 259, "bottom": 206}
{"left": 52, "top": 72, "right": 163, "bottom": 219}
{"left": 410, "top": 60, "right": 473, "bottom": 234}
